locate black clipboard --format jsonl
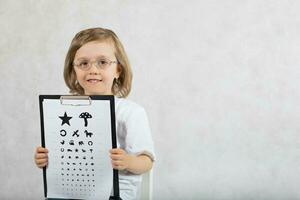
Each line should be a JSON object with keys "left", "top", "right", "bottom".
{"left": 39, "top": 95, "right": 121, "bottom": 200}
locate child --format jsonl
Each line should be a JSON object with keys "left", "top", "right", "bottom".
{"left": 34, "top": 27, "right": 155, "bottom": 200}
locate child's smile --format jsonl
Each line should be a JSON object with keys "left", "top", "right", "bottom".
{"left": 86, "top": 75, "right": 103, "bottom": 84}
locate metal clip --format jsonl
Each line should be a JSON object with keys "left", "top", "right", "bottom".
{"left": 60, "top": 96, "right": 92, "bottom": 106}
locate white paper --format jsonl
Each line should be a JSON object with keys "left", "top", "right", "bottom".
{"left": 43, "top": 99, "right": 113, "bottom": 199}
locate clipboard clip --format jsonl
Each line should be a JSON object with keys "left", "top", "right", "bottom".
{"left": 60, "top": 96, "right": 92, "bottom": 106}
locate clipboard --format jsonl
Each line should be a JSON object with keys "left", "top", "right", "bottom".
{"left": 39, "top": 95, "right": 122, "bottom": 200}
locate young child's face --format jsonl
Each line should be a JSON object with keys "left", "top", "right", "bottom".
{"left": 73, "top": 41, "right": 120, "bottom": 95}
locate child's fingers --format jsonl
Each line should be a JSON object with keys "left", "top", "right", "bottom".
{"left": 110, "top": 154, "right": 123, "bottom": 160}
{"left": 37, "top": 162, "right": 48, "bottom": 168}
{"left": 112, "top": 160, "right": 123, "bottom": 165}
{"left": 109, "top": 148, "right": 124, "bottom": 154}
{"left": 35, "top": 158, "right": 48, "bottom": 165}
{"left": 35, "top": 153, "right": 48, "bottom": 159}
{"left": 111, "top": 161, "right": 125, "bottom": 170}
{"left": 36, "top": 147, "right": 49, "bottom": 153}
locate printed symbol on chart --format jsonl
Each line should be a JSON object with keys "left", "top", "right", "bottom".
{"left": 60, "top": 130, "right": 67, "bottom": 137}
{"left": 88, "top": 141, "right": 93, "bottom": 146}
{"left": 67, "top": 149, "right": 72, "bottom": 152}
{"left": 85, "top": 130, "right": 93, "bottom": 137}
{"left": 67, "top": 162, "right": 70, "bottom": 165}
{"left": 69, "top": 140, "right": 74, "bottom": 145}
{"left": 79, "top": 141, "right": 84, "bottom": 146}
{"left": 82, "top": 149, "right": 86, "bottom": 153}
{"left": 79, "top": 112, "right": 92, "bottom": 127}
{"left": 72, "top": 130, "right": 79, "bottom": 137}
{"left": 83, "top": 156, "right": 86, "bottom": 160}
{"left": 68, "top": 156, "right": 71, "bottom": 159}
{"left": 61, "top": 148, "right": 64, "bottom": 152}
{"left": 59, "top": 112, "right": 73, "bottom": 126}
{"left": 72, "top": 163, "right": 76, "bottom": 165}
{"left": 60, "top": 140, "right": 65, "bottom": 145}
{"left": 75, "top": 156, "right": 79, "bottom": 159}
{"left": 75, "top": 149, "right": 78, "bottom": 152}
{"left": 91, "top": 163, "right": 94, "bottom": 166}
{"left": 90, "top": 156, "right": 93, "bottom": 159}
{"left": 89, "top": 149, "right": 93, "bottom": 153}
{"left": 61, "top": 155, "right": 64, "bottom": 159}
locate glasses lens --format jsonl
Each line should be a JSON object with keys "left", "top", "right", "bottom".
{"left": 96, "top": 59, "right": 109, "bottom": 69}
{"left": 78, "top": 61, "right": 89, "bottom": 70}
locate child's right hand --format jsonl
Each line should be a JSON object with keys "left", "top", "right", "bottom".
{"left": 34, "top": 147, "right": 48, "bottom": 168}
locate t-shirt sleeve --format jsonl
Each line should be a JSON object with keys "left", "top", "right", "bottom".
{"left": 124, "top": 106, "right": 155, "bottom": 161}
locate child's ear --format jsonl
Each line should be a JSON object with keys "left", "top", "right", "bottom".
{"left": 116, "top": 64, "right": 122, "bottom": 79}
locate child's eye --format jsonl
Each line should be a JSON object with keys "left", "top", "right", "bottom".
{"left": 97, "top": 59, "right": 109, "bottom": 65}
{"left": 79, "top": 62, "right": 89, "bottom": 67}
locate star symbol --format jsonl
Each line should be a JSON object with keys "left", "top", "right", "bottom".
{"left": 59, "top": 112, "right": 72, "bottom": 126}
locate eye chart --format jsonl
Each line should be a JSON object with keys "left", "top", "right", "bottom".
{"left": 39, "top": 95, "right": 120, "bottom": 200}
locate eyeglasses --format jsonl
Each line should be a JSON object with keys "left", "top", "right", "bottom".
{"left": 73, "top": 58, "right": 119, "bottom": 71}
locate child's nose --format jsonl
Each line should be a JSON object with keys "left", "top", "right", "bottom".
{"left": 88, "top": 62, "right": 101, "bottom": 73}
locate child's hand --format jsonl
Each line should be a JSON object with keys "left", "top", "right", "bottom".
{"left": 34, "top": 146, "right": 48, "bottom": 168}
{"left": 109, "top": 148, "right": 132, "bottom": 171}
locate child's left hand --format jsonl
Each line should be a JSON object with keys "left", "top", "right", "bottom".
{"left": 109, "top": 148, "right": 132, "bottom": 171}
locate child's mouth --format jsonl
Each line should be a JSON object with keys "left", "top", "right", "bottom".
{"left": 87, "top": 79, "right": 102, "bottom": 83}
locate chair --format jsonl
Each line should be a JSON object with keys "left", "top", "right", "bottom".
{"left": 139, "top": 169, "right": 153, "bottom": 200}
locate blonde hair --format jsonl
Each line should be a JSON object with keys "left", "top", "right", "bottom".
{"left": 64, "top": 27, "right": 132, "bottom": 97}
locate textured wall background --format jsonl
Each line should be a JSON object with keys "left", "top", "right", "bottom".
{"left": 1, "top": 0, "right": 300, "bottom": 199}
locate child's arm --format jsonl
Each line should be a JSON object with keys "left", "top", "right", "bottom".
{"left": 110, "top": 148, "right": 153, "bottom": 175}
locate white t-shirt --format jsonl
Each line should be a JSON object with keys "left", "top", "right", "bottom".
{"left": 113, "top": 97, "right": 155, "bottom": 200}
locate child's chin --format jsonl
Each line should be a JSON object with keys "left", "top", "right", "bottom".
{"left": 84, "top": 90, "right": 109, "bottom": 96}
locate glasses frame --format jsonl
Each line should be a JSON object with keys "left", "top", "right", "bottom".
{"left": 73, "top": 58, "right": 119, "bottom": 71}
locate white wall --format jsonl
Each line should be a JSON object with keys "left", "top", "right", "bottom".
{"left": 1, "top": 1, "right": 300, "bottom": 199}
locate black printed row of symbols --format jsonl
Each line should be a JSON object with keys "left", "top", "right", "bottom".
{"left": 60, "top": 140, "right": 94, "bottom": 146}
{"left": 61, "top": 168, "right": 95, "bottom": 172}
{"left": 61, "top": 187, "right": 96, "bottom": 192}
{"left": 61, "top": 193, "right": 95, "bottom": 198}
{"left": 61, "top": 173, "right": 95, "bottom": 180}
{"left": 62, "top": 175, "right": 95, "bottom": 180}
{"left": 62, "top": 183, "right": 95, "bottom": 187}
{"left": 61, "top": 155, "right": 94, "bottom": 159}
{"left": 59, "top": 130, "right": 93, "bottom": 138}
{"left": 61, "top": 171, "right": 95, "bottom": 176}
{"left": 59, "top": 112, "right": 93, "bottom": 127}
{"left": 61, "top": 162, "right": 94, "bottom": 166}
{"left": 60, "top": 148, "right": 94, "bottom": 153}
